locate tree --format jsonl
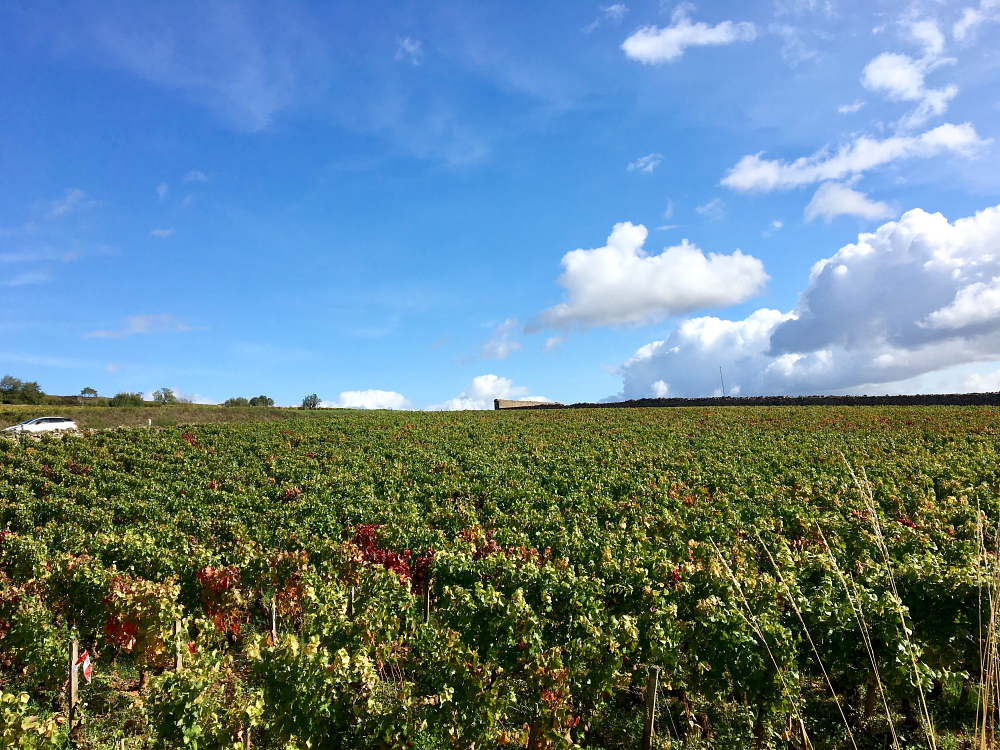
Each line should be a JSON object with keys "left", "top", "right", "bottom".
{"left": 108, "top": 392, "right": 144, "bottom": 407}
{"left": 249, "top": 395, "right": 274, "bottom": 407}
{"left": 0, "top": 375, "right": 45, "bottom": 405}
{"left": 80, "top": 387, "right": 98, "bottom": 398}
{"left": 152, "top": 388, "right": 178, "bottom": 404}
{"left": 301, "top": 394, "right": 321, "bottom": 409}
{"left": 224, "top": 397, "right": 250, "bottom": 407}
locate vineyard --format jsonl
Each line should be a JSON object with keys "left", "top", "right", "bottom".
{"left": 2, "top": 406, "right": 1000, "bottom": 749}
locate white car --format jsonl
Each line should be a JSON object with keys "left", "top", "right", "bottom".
{"left": 2, "top": 416, "right": 79, "bottom": 433}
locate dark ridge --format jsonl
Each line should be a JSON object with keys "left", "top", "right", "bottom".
{"left": 517, "top": 393, "right": 1000, "bottom": 409}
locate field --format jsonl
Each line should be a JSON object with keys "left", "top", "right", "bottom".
{"left": 2, "top": 406, "right": 1000, "bottom": 749}
{"left": 0, "top": 405, "right": 332, "bottom": 432}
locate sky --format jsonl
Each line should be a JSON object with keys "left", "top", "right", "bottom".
{"left": 1, "top": 0, "right": 999, "bottom": 408}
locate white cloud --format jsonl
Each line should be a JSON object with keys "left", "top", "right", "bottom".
{"left": 771, "top": 220, "right": 784, "bottom": 230}
{"left": 617, "top": 203, "right": 1000, "bottom": 398}
{"left": 157, "top": 182, "right": 169, "bottom": 200}
{"left": 325, "top": 389, "right": 411, "bottom": 410}
{"left": 721, "top": 123, "right": 988, "bottom": 193}
{"left": 621, "top": 6, "right": 756, "bottom": 64}
{"left": 695, "top": 197, "right": 725, "bottom": 220}
{"left": 396, "top": 37, "right": 423, "bottom": 65}
{"left": 47, "top": 188, "right": 94, "bottom": 218}
{"left": 532, "top": 222, "right": 769, "bottom": 330}
{"left": 150, "top": 228, "right": 175, "bottom": 238}
{"left": 804, "top": 182, "right": 895, "bottom": 222}
{"left": 544, "top": 336, "right": 566, "bottom": 352}
{"left": 2, "top": 271, "right": 49, "bottom": 287}
{"left": 862, "top": 51, "right": 957, "bottom": 130}
{"left": 627, "top": 153, "right": 662, "bottom": 173}
{"left": 838, "top": 100, "right": 865, "bottom": 114}
{"left": 85, "top": 314, "right": 192, "bottom": 339}
{"left": 584, "top": 4, "right": 629, "bottom": 32}
{"left": 954, "top": 0, "right": 1000, "bottom": 40}
{"left": 963, "top": 367, "right": 1000, "bottom": 392}
{"left": 427, "top": 374, "right": 550, "bottom": 411}
{"left": 183, "top": 170, "right": 209, "bottom": 182}
{"left": 480, "top": 319, "right": 523, "bottom": 360}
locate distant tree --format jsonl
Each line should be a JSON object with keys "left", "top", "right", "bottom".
{"left": 249, "top": 395, "right": 274, "bottom": 407}
{"left": 80, "top": 387, "right": 98, "bottom": 398}
{"left": 108, "top": 392, "right": 144, "bottom": 407}
{"left": 224, "top": 397, "right": 250, "bottom": 407}
{"left": 152, "top": 388, "right": 178, "bottom": 404}
{"left": 0, "top": 375, "right": 45, "bottom": 405}
{"left": 301, "top": 394, "right": 321, "bottom": 409}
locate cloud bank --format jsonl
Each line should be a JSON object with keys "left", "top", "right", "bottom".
{"left": 427, "top": 374, "right": 549, "bottom": 411}
{"left": 325, "top": 389, "right": 411, "bottom": 409}
{"left": 622, "top": 7, "right": 756, "bottom": 64}
{"left": 533, "top": 222, "right": 768, "bottom": 330}
{"left": 617, "top": 203, "right": 1000, "bottom": 398}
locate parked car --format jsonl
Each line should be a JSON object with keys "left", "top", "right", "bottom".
{"left": 2, "top": 416, "right": 79, "bottom": 433}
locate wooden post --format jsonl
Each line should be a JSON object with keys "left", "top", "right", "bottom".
{"left": 348, "top": 586, "right": 355, "bottom": 618}
{"left": 174, "top": 619, "right": 183, "bottom": 671}
{"left": 642, "top": 666, "right": 659, "bottom": 750}
{"left": 243, "top": 728, "right": 251, "bottom": 750}
{"left": 69, "top": 639, "right": 79, "bottom": 731}
{"left": 270, "top": 599, "right": 278, "bottom": 641}
{"left": 423, "top": 581, "right": 431, "bottom": 625}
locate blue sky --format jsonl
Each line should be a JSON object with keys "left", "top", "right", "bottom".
{"left": 2, "top": 0, "right": 999, "bottom": 408}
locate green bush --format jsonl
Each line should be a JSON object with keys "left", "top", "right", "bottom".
{"left": 249, "top": 395, "right": 274, "bottom": 407}
{"left": 0, "top": 375, "right": 45, "bottom": 405}
{"left": 301, "top": 394, "right": 320, "bottom": 409}
{"left": 108, "top": 392, "right": 144, "bottom": 407}
{"left": 224, "top": 397, "right": 251, "bottom": 407}
{"left": 152, "top": 388, "right": 178, "bottom": 404}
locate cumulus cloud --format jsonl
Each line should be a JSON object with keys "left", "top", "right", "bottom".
{"left": 627, "top": 153, "right": 662, "bottom": 173}
{"left": 584, "top": 4, "right": 629, "bottom": 33}
{"left": 427, "top": 374, "right": 550, "bottom": 411}
{"left": 617, "top": 203, "right": 1000, "bottom": 398}
{"left": 804, "top": 182, "right": 895, "bottom": 222}
{"left": 721, "top": 122, "right": 987, "bottom": 193}
{"left": 479, "top": 319, "right": 523, "bottom": 360}
{"left": 862, "top": 51, "right": 957, "bottom": 130}
{"left": 621, "top": 6, "right": 756, "bottom": 64}
{"left": 954, "top": 0, "right": 1000, "bottom": 40}
{"left": 85, "top": 314, "right": 192, "bottom": 339}
{"left": 150, "top": 228, "right": 175, "bottom": 238}
{"left": 838, "top": 100, "right": 865, "bottom": 114}
{"left": 183, "top": 170, "right": 209, "bottom": 182}
{"left": 325, "top": 389, "right": 411, "bottom": 410}
{"left": 157, "top": 182, "right": 169, "bottom": 200}
{"left": 532, "top": 222, "right": 769, "bottom": 330}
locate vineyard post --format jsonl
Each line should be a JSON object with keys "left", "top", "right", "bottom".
{"left": 642, "top": 666, "right": 659, "bottom": 750}
{"left": 423, "top": 580, "right": 431, "bottom": 625}
{"left": 174, "top": 619, "right": 183, "bottom": 671}
{"left": 348, "top": 586, "right": 355, "bottom": 618}
{"left": 68, "top": 639, "right": 79, "bottom": 731}
{"left": 270, "top": 599, "right": 278, "bottom": 640}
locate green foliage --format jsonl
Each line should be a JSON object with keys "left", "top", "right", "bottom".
{"left": 79, "top": 388, "right": 98, "bottom": 398}
{"left": 0, "top": 376, "right": 44, "bottom": 405}
{"left": 223, "top": 397, "right": 250, "bottom": 407}
{"left": 248, "top": 395, "right": 274, "bottom": 407}
{"left": 300, "top": 394, "right": 320, "bottom": 409}
{"left": 1, "top": 406, "right": 999, "bottom": 748}
{"left": 107, "top": 392, "right": 144, "bottom": 407}
{"left": 0, "top": 692, "right": 63, "bottom": 749}
{"left": 151, "top": 388, "right": 177, "bottom": 404}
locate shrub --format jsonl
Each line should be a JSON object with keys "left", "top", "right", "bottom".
{"left": 224, "top": 397, "right": 251, "bottom": 407}
{"left": 249, "top": 395, "right": 274, "bottom": 407}
{"left": 0, "top": 375, "right": 45, "bottom": 405}
{"left": 80, "top": 387, "right": 98, "bottom": 398}
{"left": 108, "top": 392, "right": 144, "bottom": 407}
